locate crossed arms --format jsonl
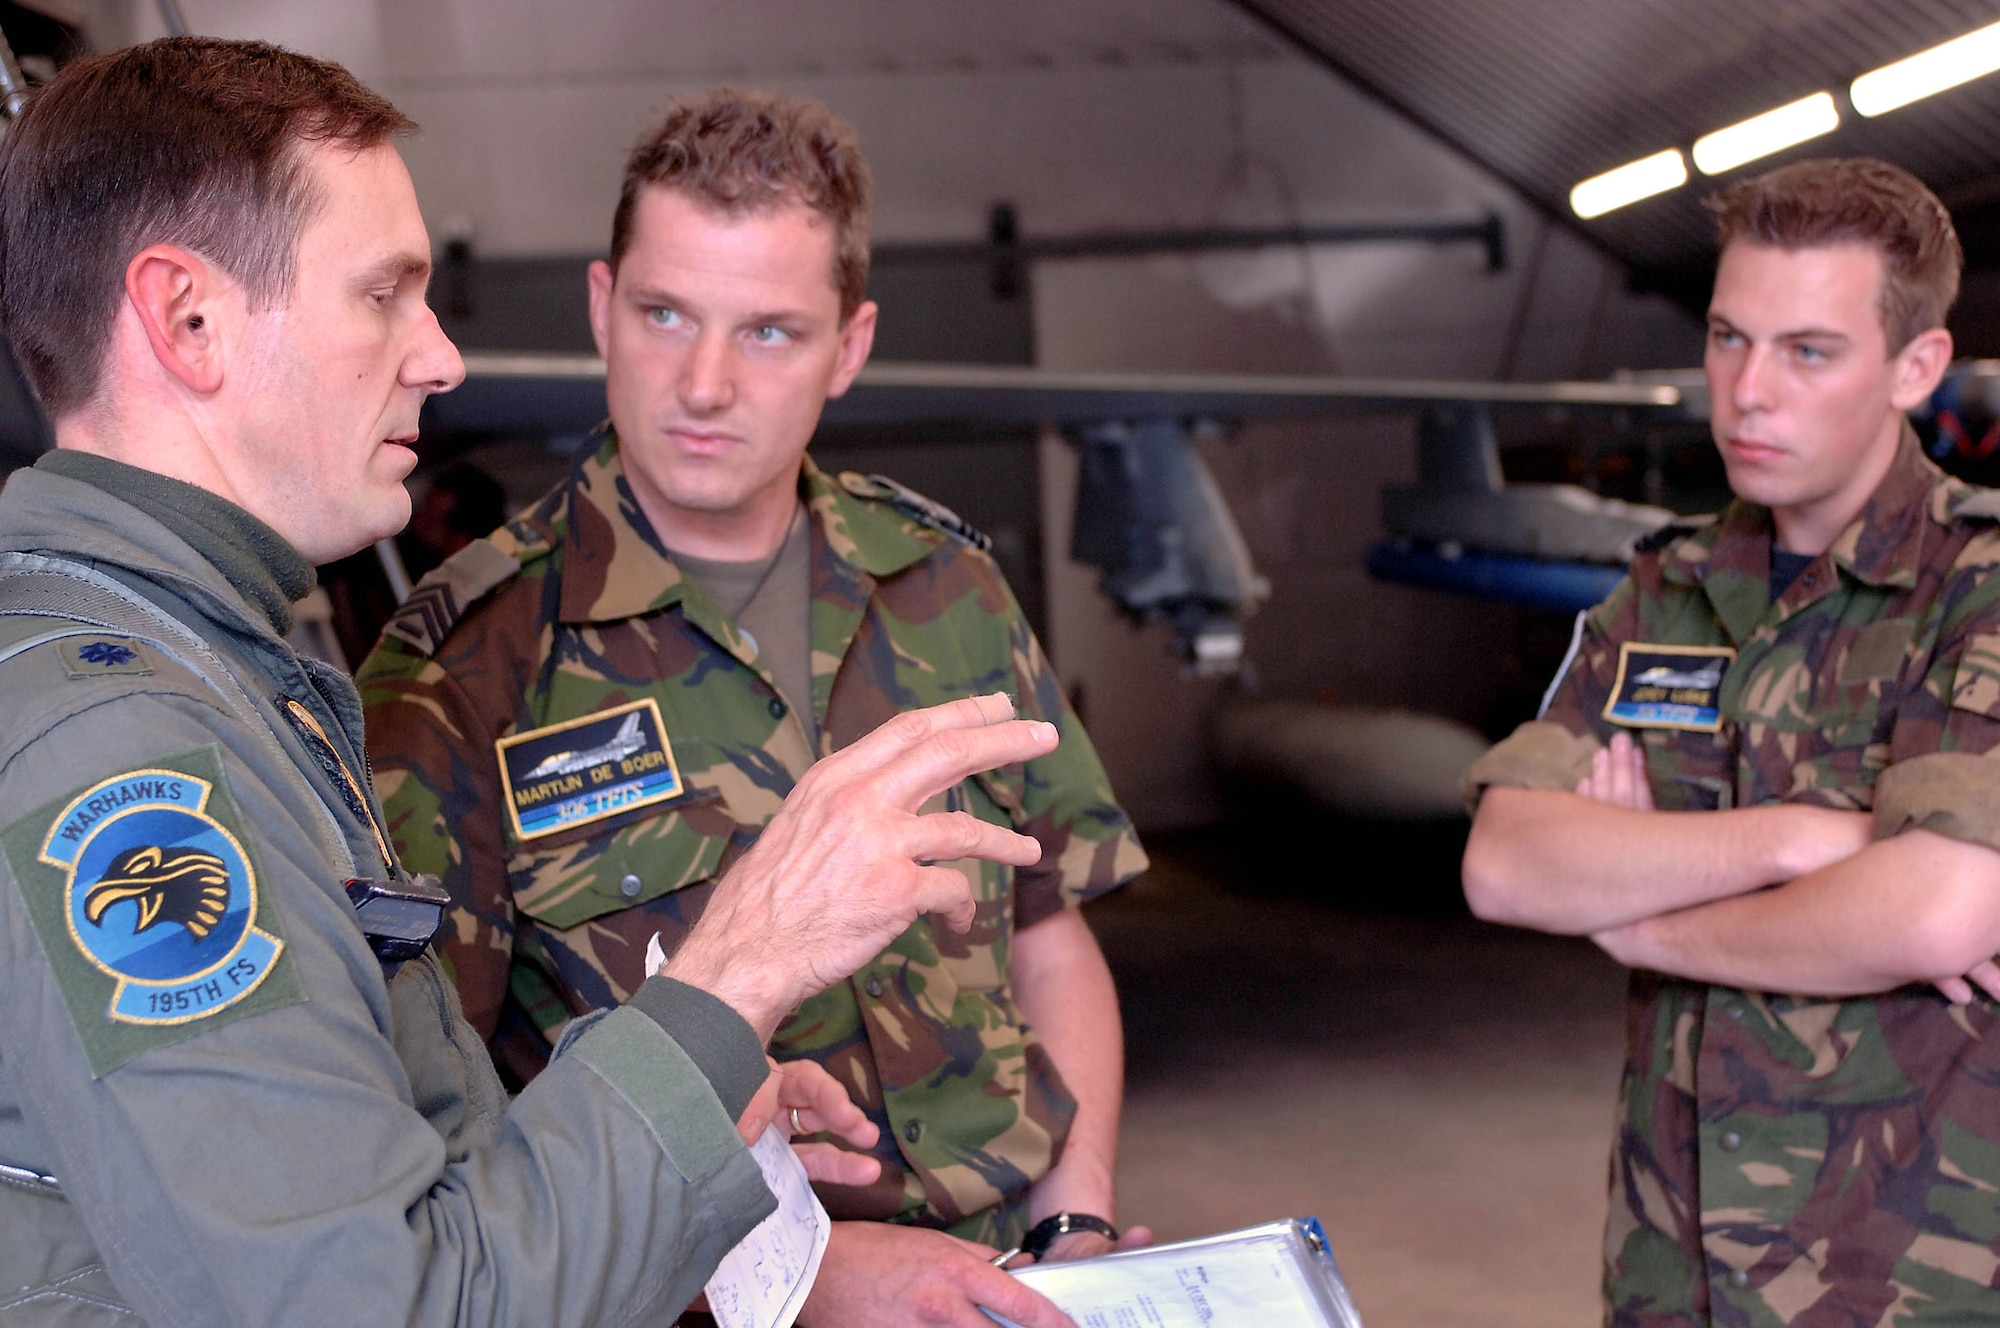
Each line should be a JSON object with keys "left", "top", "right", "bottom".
{"left": 1462, "top": 731, "right": 2000, "bottom": 1001}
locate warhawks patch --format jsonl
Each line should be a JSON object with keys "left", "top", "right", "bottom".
{"left": 496, "top": 698, "right": 684, "bottom": 841}
{"left": 4, "top": 744, "right": 303, "bottom": 1077}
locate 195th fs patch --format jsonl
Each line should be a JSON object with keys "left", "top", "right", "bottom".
{"left": 3, "top": 744, "right": 302, "bottom": 1076}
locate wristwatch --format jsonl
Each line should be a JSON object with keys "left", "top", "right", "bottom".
{"left": 993, "top": 1212, "right": 1120, "bottom": 1266}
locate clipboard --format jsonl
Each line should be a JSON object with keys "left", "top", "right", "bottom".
{"left": 988, "top": 1216, "right": 1365, "bottom": 1327}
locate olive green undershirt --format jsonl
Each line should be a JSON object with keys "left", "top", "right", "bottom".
{"left": 37, "top": 449, "right": 314, "bottom": 636}
{"left": 672, "top": 506, "right": 818, "bottom": 752}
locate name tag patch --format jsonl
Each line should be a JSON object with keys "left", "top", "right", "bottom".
{"left": 1603, "top": 643, "right": 1735, "bottom": 732}
{"left": 497, "top": 698, "right": 683, "bottom": 841}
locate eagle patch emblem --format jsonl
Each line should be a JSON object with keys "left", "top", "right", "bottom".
{"left": 5, "top": 745, "right": 303, "bottom": 1076}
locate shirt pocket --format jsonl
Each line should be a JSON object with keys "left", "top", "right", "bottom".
{"left": 504, "top": 790, "right": 734, "bottom": 931}
{"left": 1641, "top": 725, "right": 1737, "bottom": 811}
{"left": 927, "top": 771, "right": 1020, "bottom": 996}
{"left": 1949, "top": 631, "right": 2000, "bottom": 723}
{"left": 1737, "top": 626, "right": 1903, "bottom": 806}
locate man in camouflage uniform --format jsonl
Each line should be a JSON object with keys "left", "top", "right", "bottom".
{"left": 357, "top": 87, "right": 1149, "bottom": 1326}
{"left": 1462, "top": 155, "right": 2000, "bottom": 1326}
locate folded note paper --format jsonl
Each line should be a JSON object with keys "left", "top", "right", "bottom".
{"left": 702, "top": 1124, "right": 831, "bottom": 1328}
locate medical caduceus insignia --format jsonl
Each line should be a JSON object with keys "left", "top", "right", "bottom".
{"left": 43, "top": 768, "right": 283, "bottom": 1025}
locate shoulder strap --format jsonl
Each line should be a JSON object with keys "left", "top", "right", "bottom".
{"left": 0, "top": 614, "right": 129, "bottom": 669}
{"left": 1949, "top": 485, "right": 2000, "bottom": 522}
{"left": 1632, "top": 512, "right": 1718, "bottom": 555}
{"left": 0, "top": 551, "right": 357, "bottom": 874}
{"left": 836, "top": 472, "right": 993, "bottom": 551}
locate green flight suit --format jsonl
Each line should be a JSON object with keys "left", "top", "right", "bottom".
{"left": 0, "top": 456, "right": 774, "bottom": 1326}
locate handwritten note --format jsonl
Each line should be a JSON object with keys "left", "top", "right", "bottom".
{"left": 703, "top": 1124, "right": 831, "bottom": 1328}
{"left": 649, "top": 932, "right": 832, "bottom": 1328}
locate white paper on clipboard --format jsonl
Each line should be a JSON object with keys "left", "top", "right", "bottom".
{"left": 985, "top": 1217, "right": 1365, "bottom": 1328}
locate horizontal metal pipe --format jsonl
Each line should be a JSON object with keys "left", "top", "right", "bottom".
{"left": 878, "top": 213, "right": 1507, "bottom": 270}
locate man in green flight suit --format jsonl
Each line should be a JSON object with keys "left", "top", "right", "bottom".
{"left": 0, "top": 36, "right": 1066, "bottom": 1326}
{"left": 1464, "top": 156, "right": 2000, "bottom": 1324}
{"left": 357, "top": 87, "right": 1152, "bottom": 1325}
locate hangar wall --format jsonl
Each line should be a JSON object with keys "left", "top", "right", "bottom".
{"left": 99, "top": 0, "right": 1709, "bottom": 832}
{"left": 1014, "top": 55, "right": 1710, "bottom": 830}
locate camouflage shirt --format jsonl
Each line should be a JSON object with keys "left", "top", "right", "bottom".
{"left": 1467, "top": 431, "right": 2000, "bottom": 1326}
{"left": 355, "top": 433, "right": 1147, "bottom": 1244}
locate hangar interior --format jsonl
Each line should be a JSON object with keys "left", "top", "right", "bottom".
{"left": 8, "top": 1, "right": 2000, "bottom": 1323}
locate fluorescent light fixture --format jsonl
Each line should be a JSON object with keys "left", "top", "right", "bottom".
{"left": 1569, "top": 149, "right": 1687, "bottom": 219}
{"left": 1852, "top": 19, "right": 2000, "bottom": 116}
{"left": 1691, "top": 92, "right": 1840, "bottom": 175}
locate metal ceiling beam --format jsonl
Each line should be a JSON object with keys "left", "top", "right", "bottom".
{"left": 1217, "top": 0, "right": 1627, "bottom": 276}
{"left": 879, "top": 205, "right": 1508, "bottom": 278}
{"left": 423, "top": 353, "right": 1687, "bottom": 439}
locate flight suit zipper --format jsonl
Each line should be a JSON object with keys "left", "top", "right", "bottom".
{"left": 278, "top": 696, "right": 395, "bottom": 873}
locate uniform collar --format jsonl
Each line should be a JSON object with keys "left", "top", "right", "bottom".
{"left": 555, "top": 432, "right": 948, "bottom": 625}
{"left": 555, "top": 431, "right": 696, "bottom": 624}
{"left": 1821, "top": 421, "right": 1942, "bottom": 590}
{"left": 1667, "top": 422, "right": 1943, "bottom": 597}
{"left": 0, "top": 464, "right": 297, "bottom": 645}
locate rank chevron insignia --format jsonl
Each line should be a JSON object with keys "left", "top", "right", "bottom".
{"left": 380, "top": 537, "right": 528, "bottom": 657}
{"left": 382, "top": 581, "right": 463, "bottom": 657}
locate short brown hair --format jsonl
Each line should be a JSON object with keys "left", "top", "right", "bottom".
{"left": 1704, "top": 156, "right": 1961, "bottom": 353}
{"left": 0, "top": 36, "right": 413, "bottom": 418}
{"left": 610, "top": 87, "right": 872, "bottom": 321}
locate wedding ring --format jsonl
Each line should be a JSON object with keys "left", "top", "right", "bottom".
{"left": 790, "top": 1106, "right": 806, "bottom": 1135}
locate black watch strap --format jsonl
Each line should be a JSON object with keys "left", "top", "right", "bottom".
{"left": 1019, "top": 1211, "right": 1119, "bottom": 1262}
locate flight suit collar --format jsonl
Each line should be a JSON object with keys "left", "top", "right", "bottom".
{"left": 0, "top": 465, "right": 293, "bottom": 647}
{"left": 1663, "top": 423, "right": 1943, "bottom": 642}
{"left": 34, "top": 449, "right": 313, "bottom": 636}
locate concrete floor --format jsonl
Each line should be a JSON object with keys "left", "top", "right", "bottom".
{"left": 1087, "top": 820, "right": 1630, "bottom": 1328}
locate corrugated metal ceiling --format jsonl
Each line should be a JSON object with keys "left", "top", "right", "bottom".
{"left": 1229, "top": 0, "right": 2000, "bottom": 307}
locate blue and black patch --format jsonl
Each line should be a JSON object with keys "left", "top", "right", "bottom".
{"left": 3, "top": 744, "right": 302, "bottom": 1076}
{"left": 496, "top": 698, "right": 684, "bottom": 841}
{"left": 1604, "top": 642, "right": 1735, "bottom": 732}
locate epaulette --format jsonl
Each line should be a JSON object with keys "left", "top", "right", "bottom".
{"left": 1632, "top": 511, "right": 1719, "bottom": 555}
{"left": 838, "top": 472, "right": 993, "bottom": 551}
{"left": 1949, "top": 485, "right": 2000, "bottom": 522}
{"left": 378, "top": 521, "right": 545, "bottom": 657}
